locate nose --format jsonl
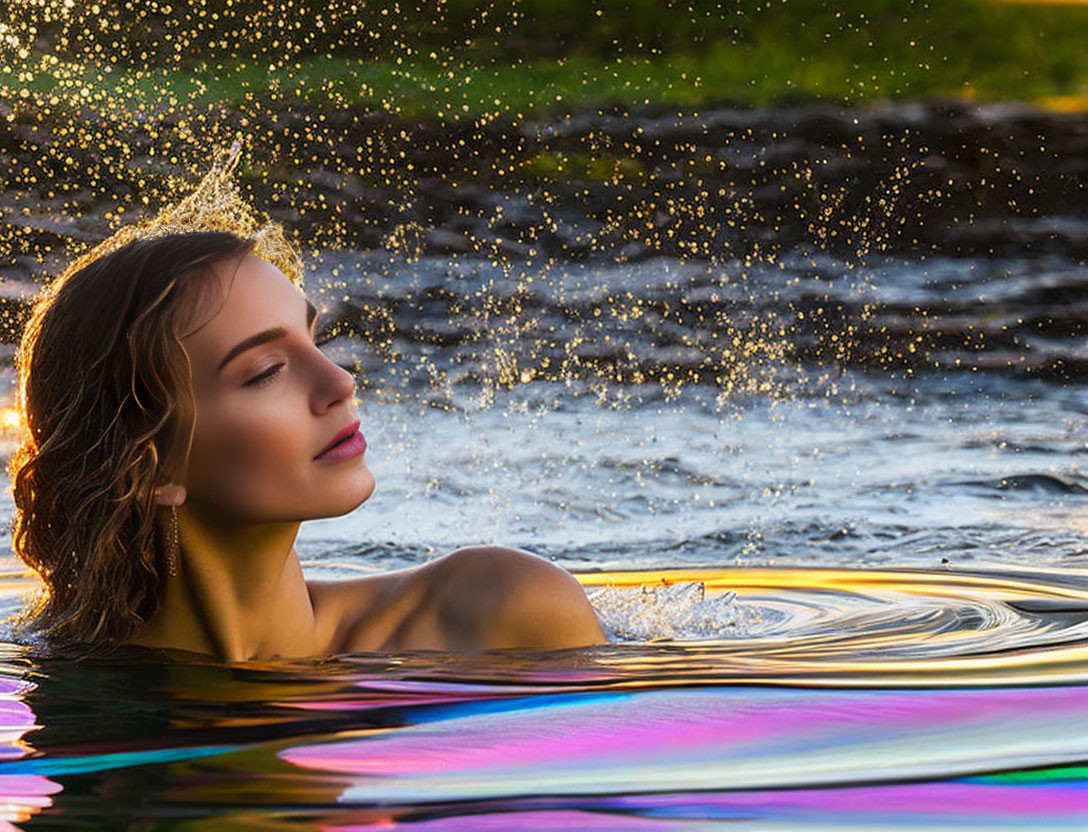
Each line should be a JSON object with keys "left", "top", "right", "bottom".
{"left": 311, "top": 348, "right": 357, "bottom": 413}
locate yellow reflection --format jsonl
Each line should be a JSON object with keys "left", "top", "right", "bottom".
{"left": 0, "top": 407, "right": 23, "bottom": 437}
{"left": 576, "top": 566, "right": 1088, "bottom": 688}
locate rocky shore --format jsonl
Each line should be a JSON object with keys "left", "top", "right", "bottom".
{"left": 2, "top": 99, "right": 1087, "bottom": 385}
{"left": 3, "top": 99, "right": 1088, "bottom": 277}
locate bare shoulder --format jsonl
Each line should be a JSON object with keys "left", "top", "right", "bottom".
{"left": 425, "top": 546, "right": 608, "bottom": 651}
{"left": 306, "top": 564, "right": 425, "bottom": 653}
{"left": 305, "top": 548, "right": 607, "bottom": 654}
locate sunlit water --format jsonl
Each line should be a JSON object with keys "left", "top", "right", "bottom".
{"left": 1, "top": 248, "right": 1088, "bottom": 827}
{"left": 2, "top": 0, "right": 1088, "bottom": 824}
{"left": 2, "top": 567, "right": 1088, "bottom": 828}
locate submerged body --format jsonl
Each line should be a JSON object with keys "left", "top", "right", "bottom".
{"left": 117, "top": 249, "right": 607, "bottom": 661}
{"left": 126, "top": 545, "right": 608, "bottom": 661}
{"left": 9, "top": 231, "right": 606, "bottom": 662}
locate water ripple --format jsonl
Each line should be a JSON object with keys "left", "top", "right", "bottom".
{"left": 580, "top": 566, "right": 1088, "bottom": 686}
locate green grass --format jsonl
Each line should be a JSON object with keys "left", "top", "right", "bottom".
{"left": 3, "top": 0, "right": 1088, "bottom": 119}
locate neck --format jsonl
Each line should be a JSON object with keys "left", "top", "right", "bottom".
{"left": 129, "top": 503, "right": 323, "bottom": 662}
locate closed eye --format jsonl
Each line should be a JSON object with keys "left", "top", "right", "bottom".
{"left": 244, "top": 307, "right": 337, "bottom": 388}
{"left": 245, "top": 363, "right": 284, "bottom": 387}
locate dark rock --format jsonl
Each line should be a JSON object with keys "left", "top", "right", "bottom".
{"left": 425, "top": 228, "right": 474, "bottom": 253}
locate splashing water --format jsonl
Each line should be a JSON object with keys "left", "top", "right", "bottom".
{"left": 3, "top": 0, "right": 1088, "bottom": 828}
{"left": 588, "top": 582, "right": 760, "bottom": 640}
{"left": 2, "top": 564, "right": 1088, "bottom": 827}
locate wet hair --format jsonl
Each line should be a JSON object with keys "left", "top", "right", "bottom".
{"left": 5, "top": 230, "right": 257, "bottom": 658}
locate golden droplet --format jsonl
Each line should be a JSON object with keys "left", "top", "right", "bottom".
{"left": 52, "top": 136, "right": 305, "bottom": 290}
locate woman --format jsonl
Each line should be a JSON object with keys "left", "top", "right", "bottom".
{"left": 7, "top": 230, "right": 607, "bottom": 662}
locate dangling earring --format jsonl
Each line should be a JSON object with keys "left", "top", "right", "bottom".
{"left": 167, "top": 504, "right": 180, "bottom": 578}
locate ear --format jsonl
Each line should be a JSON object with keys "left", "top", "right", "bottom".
{"left": 153, "top": 483, "right": 187, "bottom": 507}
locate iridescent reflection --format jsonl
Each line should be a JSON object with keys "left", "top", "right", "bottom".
{"left": 0, "top": 567, "right": 1085, "bottom": 827}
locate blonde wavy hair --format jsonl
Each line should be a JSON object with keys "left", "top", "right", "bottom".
{"left": 5, "top": 231, "right": 258, "bottom": 657}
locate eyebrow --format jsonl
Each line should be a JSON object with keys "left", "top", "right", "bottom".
{"left": 217, "top": 299, "right": 318, "bottom": 374}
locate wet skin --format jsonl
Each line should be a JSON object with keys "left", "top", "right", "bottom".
{"left": 125, "top": 253, "right": 606, "bottom": 661}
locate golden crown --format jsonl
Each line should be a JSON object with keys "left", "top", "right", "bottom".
{"left": 54, "top": 135, "right": 304, "bottom": 288}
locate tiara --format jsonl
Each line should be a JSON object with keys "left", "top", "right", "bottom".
{"left": 52, "top": 135, "right": 304, "bottom": 288}
{"left": 0, "top": 138, "right": 307, "bottom": 442}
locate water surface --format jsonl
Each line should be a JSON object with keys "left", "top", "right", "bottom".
{"left": 2, "top": 249, "right": 1088, "bottom": 827}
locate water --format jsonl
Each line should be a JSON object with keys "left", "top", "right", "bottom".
{"left": 2, "top": 246, "right": 1088, "bottom": 827}
{"left": 2, "top": 567, "right": 1088, "bottom": 827}
{"left": 2, "top": 1, "right": 1088, "bottom": 824}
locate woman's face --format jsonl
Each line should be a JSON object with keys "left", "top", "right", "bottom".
{"left": 178, "top": 252, "right": 375, "bottom": 523}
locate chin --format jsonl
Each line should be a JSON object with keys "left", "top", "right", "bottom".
{"left": 324, "top": 466, "right": 376, "bottom": 517}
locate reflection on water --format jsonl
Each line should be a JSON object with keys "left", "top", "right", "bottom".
{"left": 0, "top": 675, "right": 60, "bottom": 825}
{"left": 2, "top": 1, "right": 1088, "bottom": 826}
{"left": 3, "top": 157, "right": 1088, "bottom": 827}
{"left": 1, "top": 566, "right": 1087, "bottom": 828}
{"left": 582, "top": 567, "right": 1088, "bottom": 687}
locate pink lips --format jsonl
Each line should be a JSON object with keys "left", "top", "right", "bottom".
{"left": 315, "top": 419, "right": 366, "bottom": 462}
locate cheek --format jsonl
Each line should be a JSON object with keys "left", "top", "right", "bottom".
{"left": 186, "top": 396, "right": 308, "bottom": 506}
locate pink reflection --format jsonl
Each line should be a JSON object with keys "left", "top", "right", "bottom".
{"left": 606, "top": 780, "right": 1088, "bottom": 817}
{"left": 326, "top": 810, "right": 674, "bottom": 830}
{"left": 281, "top": 685, "right": 1088, "bottom": 778}
{"left": 0, "top": 680, "right": 63, "bottom": 823}
{"left": 0, "top": 698, "right": 38, "bottom": 760}
{"left": 0, "top": 774, "right": 63, "bottom": 822}
{"left": 319, "top": 782, "right": 1088, "bottom": 828}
